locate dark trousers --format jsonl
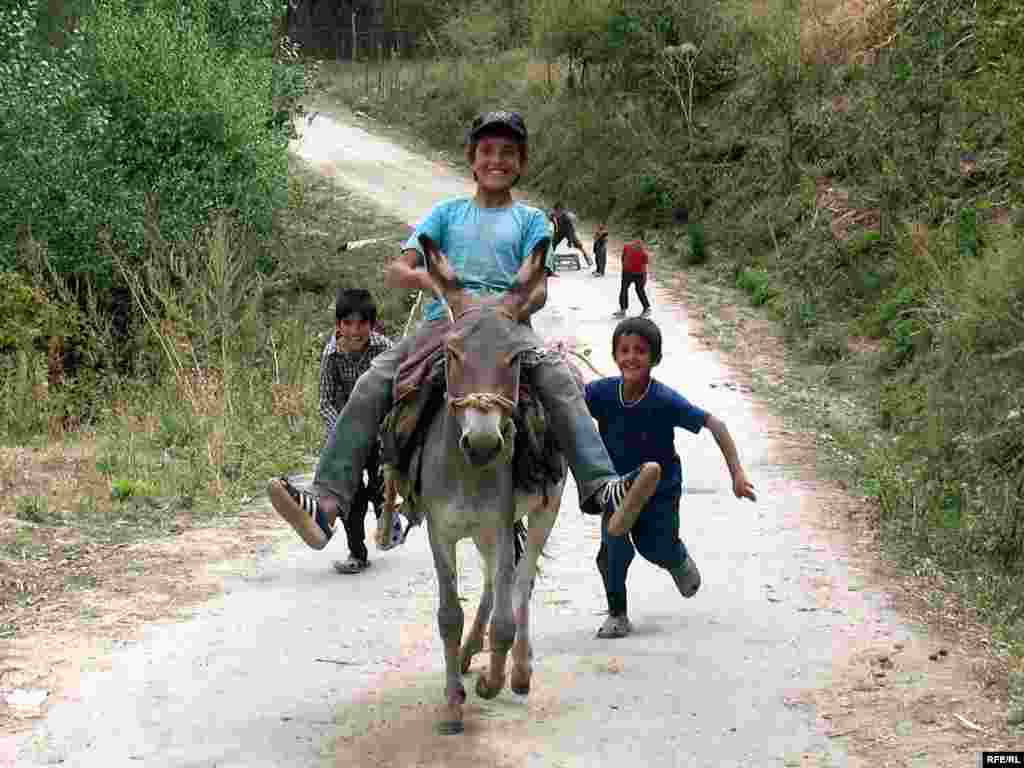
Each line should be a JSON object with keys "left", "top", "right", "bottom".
{"left": 341, "top": 448, "right": 383, "bottom": 562}
{"left": 619, "top": 272, "right": 650, "bottom": 312}
{"left": 596, "top": 491, "right": 687, "bottom": 616}
{"left": 594, "top": 246, "right": 607, "bottom": 275}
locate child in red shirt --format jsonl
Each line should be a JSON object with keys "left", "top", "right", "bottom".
{"left": 614, "top": 236, "right": 651, "bottom": 318}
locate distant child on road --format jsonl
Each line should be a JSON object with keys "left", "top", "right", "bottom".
{"left": 585, "top": 317, "right": 756, "bottom": 638}
{"left": 552, "top": 202, "right": 591, "bottom": 268}
{"left": 614, "top": 236, "right": 651, "bottom": 317}
{"left": 593, "top": 223, "right": 609, "bottom": 276}
{"left": 317, "top": 288, "right": 400, "bottom": 574}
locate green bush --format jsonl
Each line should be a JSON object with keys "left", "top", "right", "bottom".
{"left": 0, "top": 6, "right": 117, "bottom": 278}
{"left": 686, "top": 222, "right": 707, "bottom": 265}
{"left": 1, "top": 0, "right": 300, "bottom": 292}
{"left": 89, "top": 0, "right": 286, "bottom": 249}
{"left": 736, "top": 266, "right": 777, "bottom": 307}
{"left": 0, "top": 271, "right": 63, "bottom": 352}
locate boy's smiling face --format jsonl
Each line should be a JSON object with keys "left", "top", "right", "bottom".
{"left": 336, "top": 314, "right": 371, "bottom": 354}
{"left": 614, "top": 333, "right": 654, "bottom": 387}
{"left": 471, "top": 133, "right": 524, "bottom": 194}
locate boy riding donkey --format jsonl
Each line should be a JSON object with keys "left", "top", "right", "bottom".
{"left": 268, "top": 111, "right": 662, "bottom": 554}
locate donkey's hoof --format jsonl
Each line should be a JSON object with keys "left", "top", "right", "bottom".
{"left": 510, "top": 668, "right": 531, "bottom": 695}
{"left": 437, "top": 719, "right": 464, "bottom": 735}
{"left": 458, "top": 644, "right": 480, "bottom": 675}
{"left": 475, "top": 673, "right": 504, "bottom": 700}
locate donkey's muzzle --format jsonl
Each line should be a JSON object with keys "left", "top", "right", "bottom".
{"left": 460, "top": 431, "right": 504, "bottom": 467}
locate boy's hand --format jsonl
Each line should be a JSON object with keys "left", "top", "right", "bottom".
{"left": 732, "top": 469, "right": 756, "bottom": 502}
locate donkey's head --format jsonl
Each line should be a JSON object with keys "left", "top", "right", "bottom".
{"left": 419, "top": 233, "right": 550, "bottom": 468}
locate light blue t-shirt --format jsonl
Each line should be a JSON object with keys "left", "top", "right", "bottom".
{"left": 402, "top": 198, "right": 553, "bottom": 322}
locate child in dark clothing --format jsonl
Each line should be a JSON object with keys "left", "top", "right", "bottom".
{"left": 551, "top": 202, "right": 591, "bottom": 268}
{"left": 593, "top": 223, "right": 608, "bottom": 276}
{"left": 317, "top": 288, "right": 399, "bottom": 574}
{"left": 584, "top": 318, "right": 756, "bottom": 638}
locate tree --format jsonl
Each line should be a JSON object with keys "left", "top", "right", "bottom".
{"left": 528, "top": 0, "right": 617, "bottom": 90}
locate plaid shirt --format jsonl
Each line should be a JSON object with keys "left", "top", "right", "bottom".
{"left": 319, "top": 331, "right": 393, "bottom": 434}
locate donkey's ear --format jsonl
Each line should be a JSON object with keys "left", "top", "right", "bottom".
{"left": 418, "top": 233, "right": 465, "bottom": 318}
{"left": 517, "top": 236, "right": 550, "bottom": 295}
{"left": 419, "top": 234, "right": 461, "bottom": 291}
{"left": 506, "top": 237, "right": 551, "bottom": 320}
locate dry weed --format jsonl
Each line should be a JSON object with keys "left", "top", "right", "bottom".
{"left": 270, "top": 381, "right": 306, "bottom": 419}
{"left": 815, "top": 178, "right": 881, "bottom": 240}
{"left": 175, "top": 367, "right": 226, "bottom": 420}
{"left": 801, "top": 0, "right": 898, "bottom": 66}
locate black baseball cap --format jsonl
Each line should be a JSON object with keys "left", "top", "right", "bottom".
{"left": 469, "top": 111, "right": 528, "bottom": 142}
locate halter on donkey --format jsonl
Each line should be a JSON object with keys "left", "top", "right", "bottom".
{"left": 378, "top": 233, "right": 567, "bottom": 735}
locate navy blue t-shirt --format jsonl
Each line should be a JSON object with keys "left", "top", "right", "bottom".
{"left": 585, "top": 377, "right": 708, "bottom": 498}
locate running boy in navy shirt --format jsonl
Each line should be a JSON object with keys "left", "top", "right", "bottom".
{"left": 585, "top": 317, "right": 756, "bottom": 638}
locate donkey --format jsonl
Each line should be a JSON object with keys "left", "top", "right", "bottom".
{"left": 378, "top": 234, "right": 566, "bottom": 735}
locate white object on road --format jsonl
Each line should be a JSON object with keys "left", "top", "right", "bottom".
{"left": 553, "top": 240, "right": 584, "bottom": 271}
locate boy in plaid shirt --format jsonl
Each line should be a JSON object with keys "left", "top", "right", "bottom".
{"left": 319, "top": 288, "right": 395, "bottom": 574}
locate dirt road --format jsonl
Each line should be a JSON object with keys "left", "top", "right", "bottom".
{"left": 9, "top": 109, "right": 1011, "bottom": 767}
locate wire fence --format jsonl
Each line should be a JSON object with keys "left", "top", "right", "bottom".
{"left": 325, "top": 55, "right": 433, "bottom": 102}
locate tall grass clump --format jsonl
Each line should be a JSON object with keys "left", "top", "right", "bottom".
{"left": 866, "top": 227, "right": 1024, "bottom": 638}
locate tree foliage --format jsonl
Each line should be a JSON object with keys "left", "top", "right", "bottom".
{"left": 1, "top": 0, "right": 300, "bottom": 287}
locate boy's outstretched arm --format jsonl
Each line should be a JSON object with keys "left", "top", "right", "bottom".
{"left": 705, "top": 414, "right": 757, "bottom": 501}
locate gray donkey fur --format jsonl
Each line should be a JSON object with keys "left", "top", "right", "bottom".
{"left": 378, "top": 233, "right": 566, "bottom": 735}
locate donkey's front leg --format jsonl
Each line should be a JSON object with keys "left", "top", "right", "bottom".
{"left": 428, "top": 523, "right": 465, "bottom": 734}
{"left": 476, "top": 522, "right": 516, "bottom": 700}
{"left": 510, "top": 564, "right": 535, "bottom": 695}
{"left": 461, "top": 530, "right": 496, "bottom": 674}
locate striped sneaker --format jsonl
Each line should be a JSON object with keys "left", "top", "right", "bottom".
{"left": 602, "top": 462, "right": 662, "bottom": 537}
{"left": 267, "top": 477, "right": 338, "bottom": 550}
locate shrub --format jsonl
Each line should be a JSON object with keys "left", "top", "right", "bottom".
{"left": 2, "top": 0, "right": 302, "bottom": 306}
{"left": 736, "top": 266, "right": 778, "bottom": 307}
{"left": 686, "top": 222, "right": 707, "bottom": 265}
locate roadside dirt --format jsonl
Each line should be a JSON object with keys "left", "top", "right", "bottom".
{"left": 0, "top": 496, "right": 288, "bottom": 737}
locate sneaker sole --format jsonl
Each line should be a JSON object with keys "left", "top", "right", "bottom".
{"left": 606, "top": 462, "right": 662, "bottom": 537}
{"left": 268, "top": 479, "right": 330, "bottom": 550}
{"left": 596, "top": 617, "right": 633, "bottom": 639}
{"left": 679, "top": 569, "right": 701, "bottom": 598}
{"left": 333, "top": 559, "right": 371, "bottom": 574}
